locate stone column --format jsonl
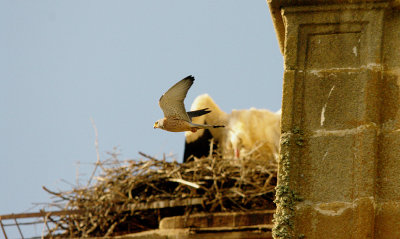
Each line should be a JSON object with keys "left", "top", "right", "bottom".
{"left": 268, "top": 1, "right": 400, "bottom": 238}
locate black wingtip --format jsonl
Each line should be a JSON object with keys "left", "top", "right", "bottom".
{"left": 184, "top": 75, "right": 195, "bottom": 82}
{"left": 201, "top": 108, "right": 211, "bottom": 114}
{"left": 213, "top": 125, "right": 225, "bottom": 128}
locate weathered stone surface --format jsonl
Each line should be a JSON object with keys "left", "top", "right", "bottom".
{"left": 302, "top": 71, "right": 380, "bottom": 131}
{"left": 377, "top": 131, "right": 400, "bottom": 200}
{"left": 375, "top": 202, "right": 400, "bottom": 238}
{"left": 295, "top": 197, "right": 375, "bottom": 238}
{"left": 297, "top": 127, "right": 377, "bottom": 202}
{"left": 269, "top": 1, "right": 400, "bottom": 238}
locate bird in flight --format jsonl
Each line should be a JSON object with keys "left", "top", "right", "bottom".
{"left": 154, "top": 75, "right": 224, "bottom": 132}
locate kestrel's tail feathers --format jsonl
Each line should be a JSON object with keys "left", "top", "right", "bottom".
{"left": 211, "top": 125, "right": 224, "bottom": 128}
{"left": 187, "top": 108, "right": 211, "bottom": 120}
{"left": 189, "top": 122, "right": 225, "bottom": 130}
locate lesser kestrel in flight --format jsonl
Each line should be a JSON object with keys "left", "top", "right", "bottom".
{"left": 154, "top": 75, "right": 224, "bottom": 132}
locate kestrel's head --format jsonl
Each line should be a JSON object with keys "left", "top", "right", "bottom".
{"left": 153, "top": 119, "right": 164, "bottom": 129}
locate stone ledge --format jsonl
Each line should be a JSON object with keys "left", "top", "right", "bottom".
{"left": 160, "top": 210, "right": 275, "bottom": 229}
{"left": 112, "top": 228, "right": 273, "bottom": 239}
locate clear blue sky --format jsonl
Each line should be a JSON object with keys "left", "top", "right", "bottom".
{"left": 1, "top": 0, "right": 283, "bottom": 236}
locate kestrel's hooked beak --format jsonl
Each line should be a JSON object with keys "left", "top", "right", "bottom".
{"left": 153, "top": 122, "right": 158, "bottom": 129}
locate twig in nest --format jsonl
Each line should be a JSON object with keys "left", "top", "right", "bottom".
{"left": 87, "top": 118, "right": 103, "bottom": 187}
{"left": 168, "top": 178, "right": 200, "bottom": 189}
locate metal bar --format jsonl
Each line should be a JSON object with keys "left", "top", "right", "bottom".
{"left": 2, "top": 220, "right": 45, "bottom": 227}
{"left": 13, "top": 218, "right": 24, "bottom": 239}
{"left": 0, "top": 210, "right": 82, "bottom": 220}
{"left": 0, "top": 219, "right": 8, "bottom": 239}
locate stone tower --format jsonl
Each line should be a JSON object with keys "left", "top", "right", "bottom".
{"left": 268, "top": 0, "right": 400, "bottom": 238}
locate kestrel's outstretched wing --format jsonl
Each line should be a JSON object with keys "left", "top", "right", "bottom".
{"left": 159, "top": 75, "right": 194, "bottom": 122}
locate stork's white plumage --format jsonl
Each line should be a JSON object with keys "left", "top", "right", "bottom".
{"left": 184, "top": 94, "right": 281, "bottom": 164}
{"left": 185, "top": 94, "right": 228, "bottom": 142}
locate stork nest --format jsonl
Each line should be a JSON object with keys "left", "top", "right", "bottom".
{"left": 44, "top": 152, "right": 277, "bottom": 237}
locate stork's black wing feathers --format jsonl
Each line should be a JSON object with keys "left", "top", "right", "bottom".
{"left": 183, "top": 129, "right": 217, "bottom": 162}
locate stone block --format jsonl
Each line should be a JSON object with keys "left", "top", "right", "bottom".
{"left": 375, "top": 201, "right": 400, "bottom": 238}
{"left": 280, "top": 70, "right": 297, "bottom": 132}
{"left": 382, "top": 10, "right": 400, "bottom": 69}
{"left": 282, "top": 3, "right": 386, "bottom": 70}
{"left": 377, "top": 131, "right": 400, "bottom": 201}
{"left": 294, "top": 197, "right": 374, "bottom": 239}
{"left": 380, "top": 72, "right": 400, "bottom": 129}
{"left": 295, "top": 126, "right": 377, "bottom": 202}
{"left": 302, "top": 71, "right": 380, "bottom": 131}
